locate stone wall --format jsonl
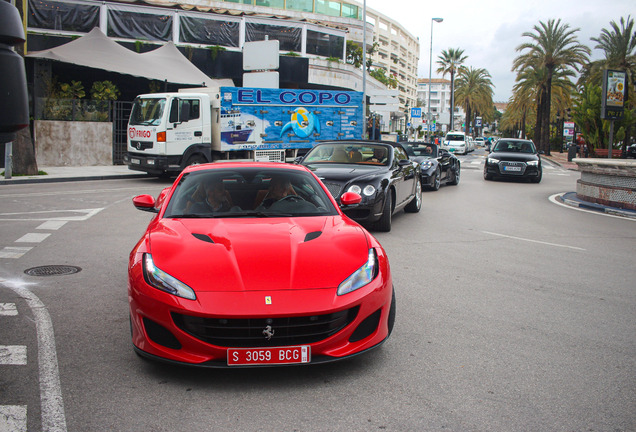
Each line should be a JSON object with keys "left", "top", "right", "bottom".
{"left": 574, "top": 158, "right": 636, "bottom": 210}
{"left": 34, "top": 120, "right": 113, "bottom": 166}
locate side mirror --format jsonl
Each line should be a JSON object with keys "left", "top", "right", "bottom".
{"left": 133, "top": 195, "right": 158, "bottom": 213}
{"left": 398, "top": 159, "right": 412, "bottom": 167}
{"left": 293, "top": 156, "right": 303, "bottom": 165}
{"left": 540, "top": 151, "right": 545, "bottom": 155}
{"left": 339, "top": 191, "right": 362, "bottom": 207}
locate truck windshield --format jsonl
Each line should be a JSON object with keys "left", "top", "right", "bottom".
{"left": 130, "top": 98, "right": 166, "bottom": 126}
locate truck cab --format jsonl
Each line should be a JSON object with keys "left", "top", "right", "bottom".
{"left": 124, "top": 92, "right": 214, "bottom": 176}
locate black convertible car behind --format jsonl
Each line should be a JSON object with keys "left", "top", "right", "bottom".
{"left": 403, "top": 142, "right": 461, "bottom": 190}
{"left": 299, "top": 141, "right": 422, "bottom": 232}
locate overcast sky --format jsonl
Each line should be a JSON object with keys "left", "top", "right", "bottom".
{"left": 364, "top": 0, "right": 634, "bottom": 102}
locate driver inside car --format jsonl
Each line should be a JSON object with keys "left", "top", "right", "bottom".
{"left": 259, "top": 176, "right": 294, "bottom": 209}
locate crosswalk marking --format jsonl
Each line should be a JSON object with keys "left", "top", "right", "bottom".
{"left": 0, "top": 405, "right": 27, "bottom": 432}
{"left": 0, "top": 247, "right": 33, "bottom": 259}
{"left": 0, "top": 346, "right": 27, "bottom": 365}
{"left": 15, "top": 233, "right": 51, "bottom": 243}
{"left": 36, "top": 221, "right": 68, "bottom": 230}
{"left": 0, "top": 303, "right": 17, "bottom": 316}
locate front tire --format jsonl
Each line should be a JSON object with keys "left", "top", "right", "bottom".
{"left": 185, "top": 155, "right": 206, "bottom": 167}
{"left": 449, "top": 165, "right": 460, "bottom": 185}
{"left": 430, "top": 167, "right": 441, "bottom": 191}
{"left": 374, "top": 190, "right": 393, "bottom": 232}
{"left": 405, "top": 179, "right": 422, "bottom": 213}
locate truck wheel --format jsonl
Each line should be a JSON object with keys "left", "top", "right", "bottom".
{"left": 186, "top": 155, "right": 206, "bottom": 167}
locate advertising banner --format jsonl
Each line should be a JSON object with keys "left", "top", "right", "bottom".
{"left": 601, "top": 70, "right": 627, "bottom": 120}
{"left": 219, "top": 87, "right": 363, "bottom": 151}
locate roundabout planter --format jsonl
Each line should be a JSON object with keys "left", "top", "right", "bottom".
{"left": 573, "top": 158, "right": 636, "bottom": 210}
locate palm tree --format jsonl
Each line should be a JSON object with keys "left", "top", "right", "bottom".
{"left": 591, "top": 16, "right": 636, "bottom": 154}
{"left": 513, "top": 19, "right": 590, "bottom": 155}
{"left": 436, "top": 48, "right": 468, "bottom": 131}
{"left": 454, "top": 67, "right": 494, "bottom": 136}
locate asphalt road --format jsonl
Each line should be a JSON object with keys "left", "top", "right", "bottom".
{"left": 1, "top": 153, "right": 634, "bottom": 431}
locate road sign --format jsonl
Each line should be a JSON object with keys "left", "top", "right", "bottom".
{"left": 430, "top": 124, "right": 436, "bottom": 132}
{"left": 410, "top": 108, "right": 422, "bottom": 118}
{"left": 475, "top": 117, "right": 482, "bottom": 127}
{"left": 564, "top": 121, "right": 575, "bottom": 129}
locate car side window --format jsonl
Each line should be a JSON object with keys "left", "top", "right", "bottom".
{"left": 394, "top": 146, "right": 408, "bottom": 162}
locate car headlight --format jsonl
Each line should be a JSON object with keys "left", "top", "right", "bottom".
{"left": 347, "top": 185, "right": 362, "bottom": 195}
{"left": 348, "top": 184, "right": 375, "bottom": 196}
{"left": 488, "top": 157, "right": 500, "bottom": 164}
{"left": 421, "top": 160, "right": 432, "bottom": 170}
{"left": 363, "top": 185, "right": 376, "bottom": 196}
{"left": 143, "top": 253, "right": 196, "bottom": 300}
{"left": 526, "top": 160, "right": 539, "bottom": 166}
{"left": 338, "top": 249, "right": 378, "bottom": 296}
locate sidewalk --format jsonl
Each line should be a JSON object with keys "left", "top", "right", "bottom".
{"left": 542, "top": 151, "right": 579, "bottom": 171}
{"left": 0, "top": 165, "right": 147, "bottom": 185}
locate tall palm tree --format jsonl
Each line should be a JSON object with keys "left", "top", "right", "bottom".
{"left": 513, "top": 19, "right": 590, "bottom": 155}
{"left": 454, "top": 67, "right": 494, "bottom": 136}
{"left": 591, "top": 16, "right": 636, "bottom": 153}
{"left": 436, "top": 48, "right": 468, "bottom": 131}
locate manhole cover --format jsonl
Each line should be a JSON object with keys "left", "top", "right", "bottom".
{"left": 24, "top": 265, "right": 82, "bottom": 277}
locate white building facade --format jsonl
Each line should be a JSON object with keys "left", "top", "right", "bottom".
{"left": 417, "top": 78, "right": 465, "bottom": 132}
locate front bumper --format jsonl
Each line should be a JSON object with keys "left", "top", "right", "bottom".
{"left": 128, "top": 250, "right": 393, "bottom": 367}
{"left": 123, "top": 152, "right": 176, "bottom": 175}
{"left": 484, "top": 161, "right": 541, "bottom": 178}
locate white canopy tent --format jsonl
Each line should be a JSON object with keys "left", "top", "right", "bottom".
{"left": 27, "top": 28, "right": 234, "bottom": 87}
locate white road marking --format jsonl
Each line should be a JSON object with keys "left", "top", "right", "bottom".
{"left": 471, "top": 160, "right": 481, "bottom": 164}
{"left": 0, "top": 208, "right": 104, "bottom": 222}
{"left": 0, "top": 303, "right": 18, "bottom": 316}
{"left": 0, "top": 405, "right": 27, "bottom": 432}
{"left": 0, "top": 187, "right": 147, "bottom": 199}
{"left": 0, "top": 346, "right": 27, "bottom": 365}
{"left": 482, "top": 231, "right": 586, "bottom": 251}
{"left": 0, "top": 247, "right": 33, "bottom": 259}
{"left": 0, "top": 278, "right": 68, "bottom": 432}
{"left": 36, "top": 221, "right": 68, "bottom": 230}
{"left": 15, "top": 233, "right": 51, "bottom": 243}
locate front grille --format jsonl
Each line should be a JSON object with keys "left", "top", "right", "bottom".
{"left": 172, "top": 306, "right": 360, "bottom": 348}
{"left": 322, "top": 182, "right": 343, "bottom": 198}
{"left": 498, "top": 161, "right": 526, "bottom": 175}
{"left": 131, "top": 140, "right": 153, "bottom": 151}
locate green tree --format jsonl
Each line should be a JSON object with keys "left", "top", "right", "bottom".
{"left": 436, "top": 48, "right": 468, "bottom": 131}
{"left": 513, "top": 19, "right": 590, "bottom": 155}
{"left": 369, "top": 68, "right": 398, "bottom": 89}
{"left": 454, "top": 67, "right": 494, "bottom": 136}
{"left": 590, "top": 16, "right": 636, "bottom": 154}
{"left": 90, "top": 81, "right": 120, "bottom": 101}
{"left": 58, "top": 80, "right": 85, "bottom": 99}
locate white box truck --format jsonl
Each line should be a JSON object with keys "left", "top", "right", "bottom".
{"left": 123, "top": 86, "right": 363, "bottom": 176}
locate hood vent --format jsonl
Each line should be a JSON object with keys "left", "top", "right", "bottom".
{"left": 304, "top": 231, "right": 322, "bottom": 242}
{"left": 192, "top": 233, "right": 215, "bottom": 243}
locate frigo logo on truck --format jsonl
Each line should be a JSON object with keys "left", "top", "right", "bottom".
{"left": 128, "top": 127, "right": 152, "bottom": 140}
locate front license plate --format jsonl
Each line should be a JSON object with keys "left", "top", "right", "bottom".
{"left": 504, "top": 166, "right": 521, "bottom": 171}
{"left": 131, "top": 158, "right": 140, "bottom": 165}
{"left": 449, "top": 148, "right": 456, "bottom": 152}
{"left": 228, "top": 345, "right": 311, "bottom": 366}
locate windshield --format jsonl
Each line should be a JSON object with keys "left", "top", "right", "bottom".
{"left": 129, "top": 97, "right": 166, "bottom": 126}
{"left": 163, "top": 167, "right": 339, "bottom": 218}
{"left": 493, "top": 140, "right": 536, "bottom": 154}
{"left": 303, "top": 143, "right": 390, "bottom": 166}
{"left": 404, "top": 144, "right": 438, "bottom": 158}
{"left": 445, "top": 134, "right": 465, "bottom": 141}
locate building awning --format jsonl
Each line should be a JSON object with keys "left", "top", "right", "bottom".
{"left": 26, "top": 28, "right": 233, "bottom": 87}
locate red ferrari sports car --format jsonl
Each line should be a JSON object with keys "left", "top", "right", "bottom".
{"left": 129, "top": 162, "right": 395, "bottom": 367}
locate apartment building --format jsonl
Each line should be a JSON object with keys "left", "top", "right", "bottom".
{"left": 416, "top": 78, "right": 465, "bottom": 130}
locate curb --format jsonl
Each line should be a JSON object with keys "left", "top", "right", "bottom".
{"left": 0, "top": 173, "right": 148, "bottom": 185}
{"left": 556, "top": 193, "right": 636, "bottom": 220}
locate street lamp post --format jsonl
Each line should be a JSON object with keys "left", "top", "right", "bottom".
{"left": 427, "top": 17, "right": 443, "bottom": 142}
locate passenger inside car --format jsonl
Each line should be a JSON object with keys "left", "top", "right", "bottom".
{"left": 189, "top": 178, "right": 234, "bottom": 214}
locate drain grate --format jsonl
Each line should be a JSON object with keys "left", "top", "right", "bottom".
{"left": 24, "top": 265, "right": 82, "bottom": 277}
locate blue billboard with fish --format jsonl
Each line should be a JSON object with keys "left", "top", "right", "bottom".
{"left": 219, "top": 87, "right": 363, "bottom": 151}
